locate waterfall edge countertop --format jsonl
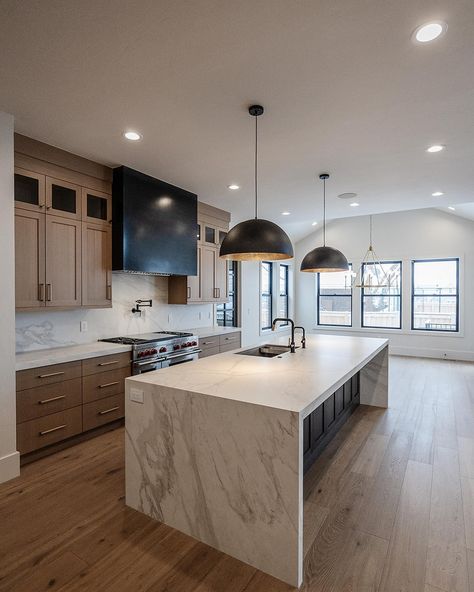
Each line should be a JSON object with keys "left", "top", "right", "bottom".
{"left": 127, "top": 333, "right": 388, "bottom": 416}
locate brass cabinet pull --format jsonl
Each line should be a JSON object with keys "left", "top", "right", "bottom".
{"left": 38, "top": 395, "right": 65, "bottom": 405}
{"left": 45, "top": 283, "right": 52, "bottom": 301}
{"left": 38, "top": 371, "right": 65, "bottom": 379}
{"left": 98, "top": 406, "right": 119, "bottom": 415}
{"left": 38, "top": 284, "right": 45, "bottom": 302}
{"left": 39, "top": 424, "right": 66, "bottom": 436}
{"left": 106, "top": 284, "right": 112, "bottom": 300}
{"left": 98, "top": 360, "right": 118, "bottom": 366}
{"left": 98, "top": 381, "right": 119, "bottom": 389}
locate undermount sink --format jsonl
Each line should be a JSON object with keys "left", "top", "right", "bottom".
{"left": 236, "top": 344, "right": 292, "bottom": 358}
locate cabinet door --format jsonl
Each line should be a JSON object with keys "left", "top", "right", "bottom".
{"left": 82, "top": 188, "right": 112, "bottom": 226}
{"left": 201, "top": 246, "right": 216, "bottom": 301}
{"left": 82, "top": 222, "right": 112, "bottom": 307}
{"left": 45, "top": 216, "right": 81, "bottom": 307}
{"left": 46, "top": 177, "right": 82, "bottom": 220}
{"left": 187, "top": 246, "right": 201, "bottom": 302}
{"left": 214, "top": 254, "right": 228, "bottom": 302}
{"left": 14, "top": 167, "right": 46, "bottom": 212}
{"left": 15, "top": 209, "right": 46, "bottom": 308}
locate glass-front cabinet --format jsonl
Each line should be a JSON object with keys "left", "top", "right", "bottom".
{"left": 46, "top": 177, "right": 81, "bottom": 220}
{"left": 82, "top": 188, "right": 111, "bottom": 226}
{"left": 14, "top": 168, "right": 45, "bottom": 212}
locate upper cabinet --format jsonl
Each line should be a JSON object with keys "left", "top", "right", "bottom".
{"left": 14, "top": 167, "right": 45, "bottom": 212}
{"left": 13, "top": 134, "right": 113, "bottom": 311}
{"left": 168, "top": 202, "right": 231, "bottom": 305}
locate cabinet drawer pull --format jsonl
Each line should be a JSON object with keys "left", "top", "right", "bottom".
{"left": 38, "top": 395, "right": 66, "bottom": 405}
{"left": 187, "top": 286, "right": 191, "bottom": 299}
{"left": 38, "top": 283, "right": 45, "bottom": 302}
{"left": 98, "top": 381, "right": 119, "bottom": 389}
{"left": 38, "top": 371, "right": 65, "bottom": 379}
{"left": 202, "top": 341, "right": 215, "bottom": 345}
{"left": 46, "top": 283, "right": 52, "bottom": 302}
{"left": 98, "top": 360, "right": 118, "bottom": 367}
{"left": 106, "top": 285, "right": 112, "bottom": 300}
{"left": 39, "top": 424, "right": 66, "bottom": 436}
{"left": 98, "top": 406, "right": 120, "bottom": 415}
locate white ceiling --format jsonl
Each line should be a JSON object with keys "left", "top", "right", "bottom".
{"left": 1, "top": 0, "right": 473, "bottom": 242}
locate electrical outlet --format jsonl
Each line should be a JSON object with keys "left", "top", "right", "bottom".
{"left": 80, "top": 321, "right": 88, "bottom": 332}
{"left": 208, "top": 311, "right": 211, "bottom": 319}
{"left": 168, "top": 313, "right": 172, "bottom": 324}
{"left": 198, "top": 311, "right": 202, "bottom": 321}
{"left": 130, "top": 388, "right": 144, "bottom": 404}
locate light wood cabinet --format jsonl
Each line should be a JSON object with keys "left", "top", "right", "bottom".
{"left": 168, "top": 202, "right": 231, "bottom": 305}
{"left": 46, "top": 176, "right": 82, "bottom": 220}
{"left": 14, "top": 167, "right": 45, "bottom": 212}
{"left": 15, "top": 209, "right": 46, "bottom": 308}
{"left": 82, "top": 222, "right": 112, "bottom": 307}
{"left": 14, "top": 141, "right": 113, "bottom": 311}
{"left": 45, "top": 216, "right": 82, "bottom": 307}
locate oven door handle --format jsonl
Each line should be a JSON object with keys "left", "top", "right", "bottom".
{"left": 165, "top": 349, "right": 201, "bottom": 361}
{"left": 134, "top": 357, "right": 167, "bottom": 366}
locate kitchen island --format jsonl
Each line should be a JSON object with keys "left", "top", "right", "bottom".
{"left": 125, "top": 334, "right": 388, "bottom": 587}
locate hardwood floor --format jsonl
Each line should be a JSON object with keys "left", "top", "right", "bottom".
{"left": 1, "top": 356, "right": 474, "bottom": 591}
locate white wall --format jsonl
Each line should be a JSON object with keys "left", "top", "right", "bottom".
{"left": 16, "top": 274, "right": 215, "bottom": 351}
{"left": 0, "top": 112, "right": 19, "bottom": 483}
{"left": 295, "top": 208, "right": 474, "bottom": 360}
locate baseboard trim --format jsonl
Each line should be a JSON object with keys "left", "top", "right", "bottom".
{"left": 390, "top": 346, "right": 474, "bottom": 362}
{"left": 0, "top": 450, "right": 20, "bottom": 484}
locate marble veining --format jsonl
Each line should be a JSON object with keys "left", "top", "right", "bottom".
{"left": 15, "top": 273, "right": 215, "bottom": 352}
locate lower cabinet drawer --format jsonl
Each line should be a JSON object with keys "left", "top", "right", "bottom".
{"left": 83, "top": 394, "right": 124, "bottom": 431}
{"left": 219, "top": 332, "right": 241, "bottom": 347}
{"left": 82, "top": 366, "right": 131, "bottom": 403}
{"left": 16, "top": 378, "right": 82, "bottom": 423}
{"left": 17, "top": 407, "right": 82, "bottom": 454}
{"left": 199, "top": 346, "right": 220, "bottom": 358}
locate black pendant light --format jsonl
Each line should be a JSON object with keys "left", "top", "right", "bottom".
{"left": 300, "top": 174, "right": 349, "bottom": 273}
{"left": 219, "top": 105, "right": 294, "bottom": 261}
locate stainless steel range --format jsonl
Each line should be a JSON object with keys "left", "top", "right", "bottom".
{"left": 100, "top": 331, "right": 200, "bottom": 375}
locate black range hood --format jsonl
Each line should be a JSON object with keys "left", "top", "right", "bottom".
{"left": 112, "top": 166, "right": 197, "bottom": 276}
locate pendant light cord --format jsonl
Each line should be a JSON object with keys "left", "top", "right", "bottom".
{"left": 369, "top": 215, "right": 373, "bottom": 248}
{"left": 254, "top": 114, "right": 258, "bottom": 219}
{"left": 323, "top": 176, "right": 326, "bottom": 246}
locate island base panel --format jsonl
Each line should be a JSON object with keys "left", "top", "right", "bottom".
{"left": 360, "top": 345, "right": 389, "bottom": 408}
{"left": 125, "top": 383, "right": 302, "bottom": 587}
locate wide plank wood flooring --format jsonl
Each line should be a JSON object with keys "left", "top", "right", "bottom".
{"left": 1, "top": 356, "right": 474, "bottom": 591}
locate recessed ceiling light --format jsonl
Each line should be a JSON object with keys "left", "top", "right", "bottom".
{"left": 413, "top": 22, "right": 446, "bottom": 43}
{"left": 350, "top": 202, "right": 360, "bottom": 207}
{"left": 426, "top": 144, "right": 445, "bottom": 153}
{"left": 123, "top": 130, "right": 142, "bottom": 141}
{"left": 281, "top": 211, "right": 291, "bottom": 216}
{"left": 228, "top": 184, "right": 240, "bottom": 190}
{"left": 311, "top": 221, "right": 318, "bottom": 226}
{"left": 337, "top": 192, "right": 358, "bottom": 200}
{"left": 432, "top": 191, "right": 444, "bottom": 197}
{"left": 448, "top": 206, "right": 456, "bottom": 211}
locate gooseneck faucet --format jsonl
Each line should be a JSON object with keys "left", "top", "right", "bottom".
{"left": 295, "top": 326, "right": 306, "bottom": 349}
{"left": 271, "top": 317, "right": 296, "bottom": 353}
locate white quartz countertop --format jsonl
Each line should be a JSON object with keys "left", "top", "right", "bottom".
{"left": 127, "top": 334, "right": 388, "bottom": 415}
{"left": 189, "top": 326, "right": 242, "bottom": 338}
{"left": 16, "top": 342, "right": 132, "bottom": 371}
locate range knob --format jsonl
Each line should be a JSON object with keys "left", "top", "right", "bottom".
{"left": 191, "top": 341, "right": 197, "bottom": 346}
{"left": 159, "top": 346, "right": 167, "bottom": 353}
{"left": 173, "top": 344, "right": 180, "bottom": 351}
{"left": 151, "top": 348, "right": 157, "bottom": 355}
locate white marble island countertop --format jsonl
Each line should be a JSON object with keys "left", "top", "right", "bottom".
{"left": 16, "top": 342, "right": 132, "bottom": 371}
{"left": 128, "top": 333, "right": 388, "bottom": 416}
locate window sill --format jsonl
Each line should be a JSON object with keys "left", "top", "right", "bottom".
{"left": 314, "top": 324, "right": 464, "bottom": 339}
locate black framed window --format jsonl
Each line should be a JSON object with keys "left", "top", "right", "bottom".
{"left": 260, "top": 262, "right": 273, "bottom": 330}
{"left": 278, "top": 264, "right": 289, "bottom": 324}
{"left": 362, "top": 261, "right": 402, "bottom": 329}
{"left": 317, "top": 266, "right": 352, "bottom": 326}
{"left": 216, "top": 261, "right": 238, "bottom": 327}
{"left": 411, "top": 258, "right": 459, "bottom": 332}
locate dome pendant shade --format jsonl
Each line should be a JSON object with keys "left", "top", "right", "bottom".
{"left": 300, "top": 245, "right": 349, "bottom": 272}
{"left": 301, "top": 172, "right": 349, "bottom": 273}
{"left": 220, "top": 218, "right": 294, "bottom": 261}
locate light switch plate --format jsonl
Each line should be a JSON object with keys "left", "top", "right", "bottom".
{"left": 80, "top": 321, "right": 88, "bottom": 332}
{"left": 130, "top": 388, "right": 144, "bottom": 404}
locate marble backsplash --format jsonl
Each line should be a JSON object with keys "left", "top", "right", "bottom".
{"left": 15, "top": 273, "right": 215, "bottom": 352}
